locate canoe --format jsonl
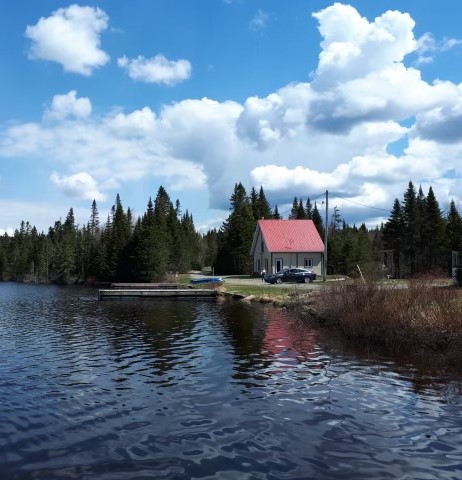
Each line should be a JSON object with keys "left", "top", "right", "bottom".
{"left": 190, "top": 277, "right": 224, "bottom": 285}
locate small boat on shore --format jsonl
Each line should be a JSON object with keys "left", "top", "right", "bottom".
{"left": 190, "top": 277, "right": 224, "bottom": 285}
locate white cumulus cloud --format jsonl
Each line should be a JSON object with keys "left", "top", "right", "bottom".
{"left": 2, "top": 3, "right": 462, "bottom": 230}
{"left": 45, "top": 91, "right": 92, "bottom": 121}
{"left": 117, "top": 54, "right": 192, "bottom": 86}
{"left": 25, "top": 4, "right": 110, "bottom": 75}
{"left": 50, "top": 172, "right": 106, "bottom": 201}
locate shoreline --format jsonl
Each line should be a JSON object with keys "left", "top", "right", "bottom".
{"left": 216, "top": 276, "right": 462, "bottom": 368}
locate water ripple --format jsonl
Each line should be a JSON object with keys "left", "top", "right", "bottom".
{"left": 1, "top": 284, "right": 462, "bottom": 479}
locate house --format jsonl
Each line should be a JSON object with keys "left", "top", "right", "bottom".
{"left": 250, "top": 219, "right": 325, "bottom": 276}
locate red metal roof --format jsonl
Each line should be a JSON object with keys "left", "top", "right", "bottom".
{"left": 258, "top": 219, "right": 324, "bottom": 252}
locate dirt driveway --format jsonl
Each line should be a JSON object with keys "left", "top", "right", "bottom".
{"left": 190, "top": 273, "right": 322, "bottom": 289}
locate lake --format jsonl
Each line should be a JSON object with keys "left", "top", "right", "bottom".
{"left": 1, "top": 283, "right": 462, "bottom": 479}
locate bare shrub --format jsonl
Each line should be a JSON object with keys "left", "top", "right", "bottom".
{"left": 312, "top": 277, "right": 462, "bottom": 356}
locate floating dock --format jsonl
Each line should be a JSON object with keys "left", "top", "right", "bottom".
{"left": 110, "top": 283, "right": 186, "bottom": 290}
{"left": 99, "top": 283, "right": 218, "bottom": 300}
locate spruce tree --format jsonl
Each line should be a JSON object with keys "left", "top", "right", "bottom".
{"left": 256, "top": 186, "right": 272, "bottom": 219}
{"left": 423, "top": 186, "right": 445, "bottom": 270}
{"left": 289, "top": 197, "right": 299, "bottom": 219}
{"left": 446, "top": 200, "right": 462, "bottom": 252}
{"left": 273, "top": 205, "right": 281, "bottom": 219}
{"left": 305, "top": 198, "right": 312, "bottom": 219}
{"left": 216, "top": 183, "right": 255, "bottom": 274}
{"left": 311, "top": 202, "right": 324, "bottom": 239}
{"left": 402, "top": 181, "right": 418, "bottom": 275}
{"left": 106, "top": 194, "right": 132, "bottom": 280}
{"left": 297, "top": 199, "right": 306, "bottom": 219}
{"left": 382, "top": 198, "right": 405, "bottom": 278}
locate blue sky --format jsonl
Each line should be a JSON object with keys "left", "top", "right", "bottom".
{"left": 1, "top": 1, "right": 462, "bottom": 234}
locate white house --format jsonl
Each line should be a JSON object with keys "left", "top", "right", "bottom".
{"left": 250, "top": 219, "right": 325, "bottom": 276}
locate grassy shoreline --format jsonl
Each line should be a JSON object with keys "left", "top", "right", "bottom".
{"left": 214, "top": 276, "right": 462, "bottom": 366}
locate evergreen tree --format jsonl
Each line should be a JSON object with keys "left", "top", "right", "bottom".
{"left": 305, "top": 198, "right": 312, "bottom": 219}
{"left": 273, "top": 205, "right": 281, "bottom": 219}
{"left": 311, "top": 202, "right": 324, "bottom": 239}
{"left": 289, "top": 197, "right": 299, "bottom": 219}
{"left": 49, "top": 209, "right": 79, "bottom": 283}
{"left": 89, "top": 199, "right": 99, "bottom": 236}
{"left": 446, "top": 200, "right": 462, "bottom": 252}
{"left": 250, "top": 187, "right": 259, "bottom": 221}
{"left": 216, "top": 183, "right": 255, "bottom": 274}
{"left": 256, "top": 186, "right": 272, "bottom": 219}
{"left": 382, "top": 198, "right": 405, "bottom": 278}
{"left": 152, "top": 186, "right": 174, "bottom": 278}
{"left": 202, "top": 229, "right": 218, "bottom": 268}
{"left": 297, "top": 198, "right": 306, "bottom": 219}
{"left": 402, "top": 181, "right": 418, "bottom": 275}
{"left": 105, "top": 194, "right": 132, "bottom": 280}
{"left": 422, "top": 186, "right": 445, "bottom": 270}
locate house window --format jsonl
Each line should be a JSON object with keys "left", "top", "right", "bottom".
{"left": 264, "top": 259, "right": 268, "bottom": 271}
{"left": 304, "top": 258, "right": 313, "bottom": 268}
{"left": 261, "top": 241, "right": 264, "bottom": 253}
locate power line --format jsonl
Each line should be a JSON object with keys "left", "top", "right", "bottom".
{"left": 276, "top": 192, "right": 327, "bottom": 217}
{"left": 329, "top": 192, "right": 391, "bottom": 213}
{"left": 276, "top": 191, "right": 390, "bottom": 217}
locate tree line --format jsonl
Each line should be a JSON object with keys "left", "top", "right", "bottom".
{"left": 0, "top": 180, "right": 461, "bottom": 283}
{"left": 0, "top": 187, "right": 206, "bottom": 283}
{"left": 382, "top": 181, "right": 462, "bottom": 277}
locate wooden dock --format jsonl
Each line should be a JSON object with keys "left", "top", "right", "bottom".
{"left": 110, "top": 283, "right": 188, "bottom": 290}
{"left": 99, "top": 284, "right": 218, "bottom": 300}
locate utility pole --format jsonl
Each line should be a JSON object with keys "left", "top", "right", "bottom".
{"left": 323, "top": 190, "right": 328, "bottom": 282}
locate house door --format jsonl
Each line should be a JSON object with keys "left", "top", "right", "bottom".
{"left": 275, "top": 258, "right": 283, "bottom": 272}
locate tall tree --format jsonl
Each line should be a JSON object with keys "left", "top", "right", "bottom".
{"left": 446, "top": 200, "right": 462, "bottom": 252}
{"left": 216, "top": 183, "right": 255, "bottom": 274}
{"left": 256, "top": 186, "right": 272, "bottom": 219}
{"left": 289, "top": 197, "right": 299, "bottom": 219}
{"left": 297, "top": 198, "right": 306, "bottom": 219}
{"left": 273, "top": 205, "right": 281, "bottom": 219}
{"left": 402, "top": 181, "right": 418, "bottom": 275}
{"left": 105, "top": 194, "right": 132, "bottom": 280}
{"left": 421, "top": 186, "right": 444, "bottom": 269}
{"left": 305, "top": 198, "right": 312, "bottom": 219}
{"left": 382, "top": 198, "right": 405, "bottom": 278}
{"left": 311, "top": 202, "right": 324, "bottom": 239}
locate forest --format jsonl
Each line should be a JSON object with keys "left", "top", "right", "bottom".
{"left": 0, "top": 180, "right": 461, "bottom": 284}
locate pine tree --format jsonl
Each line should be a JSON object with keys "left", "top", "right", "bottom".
{"left": 297, "top": 198, "right": 306, "bottom": 219}
{"left": 402, "top": 181, "right": 418, "bottom": 275}
{"left": 216, "top": 183, "right": 255, "bottom": 274}
{"left": 446, "top": 200, "right": 462, "bottom": 252}
{"left": 289, "top": 197, "right": 299, "bottom": 219}
{"left": 250, "top": 187, "right": 259, "bottom": 221}
{"left": 382, "top": 198, "right": 405, "bottom": 278}
{"left": 89, "top": 199, "right": 99, "bottom": 236}
{"left": 311, "top": 202, "right": 324, "bottom": 239}
{"left": 423, "top": 186, "right": 445, "bottom": 270}
{"left": 105, "top": 194, "right": 132, "bottom": 280}
{"left": 273, "top": 205, "right": 281, "bottom": 219}
{"left": 305, "top": 198, "right": 312, "bottom": 219}
{"left": 257, "top": 186, "right": 272, "bottom": 219}
{"left": 202, "top": 229, "right": 218, "bottom": 267}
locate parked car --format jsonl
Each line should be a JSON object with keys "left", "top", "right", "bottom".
{"left": 264, "top": 268, "right": 317, "bottom": 284}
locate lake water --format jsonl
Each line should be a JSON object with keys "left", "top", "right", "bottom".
{"left": 1, "top": 283, "right": 462, "bottom": 479}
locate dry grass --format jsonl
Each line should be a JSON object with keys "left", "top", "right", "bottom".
{"left": 305, "top": 277, "right": 462, "bottom": 358}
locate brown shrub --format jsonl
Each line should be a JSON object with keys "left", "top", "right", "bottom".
{"left": 312, "top": 277, "right": 462, "bottom": 355}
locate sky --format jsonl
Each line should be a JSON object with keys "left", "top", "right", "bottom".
{"left": 2, "top": 0, "right": 462, "bottom": 235}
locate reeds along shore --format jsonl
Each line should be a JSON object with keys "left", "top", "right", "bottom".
{"left": 302, "top": 277, "right": 462, "bottom": 362}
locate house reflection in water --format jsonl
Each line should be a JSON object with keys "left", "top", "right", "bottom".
{"left": 260, "top": 308, "right": 322, "bottom": 376}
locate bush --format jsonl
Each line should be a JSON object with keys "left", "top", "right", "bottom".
{"left": 310, "top": 276, "right": 462, "bottom": 357}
